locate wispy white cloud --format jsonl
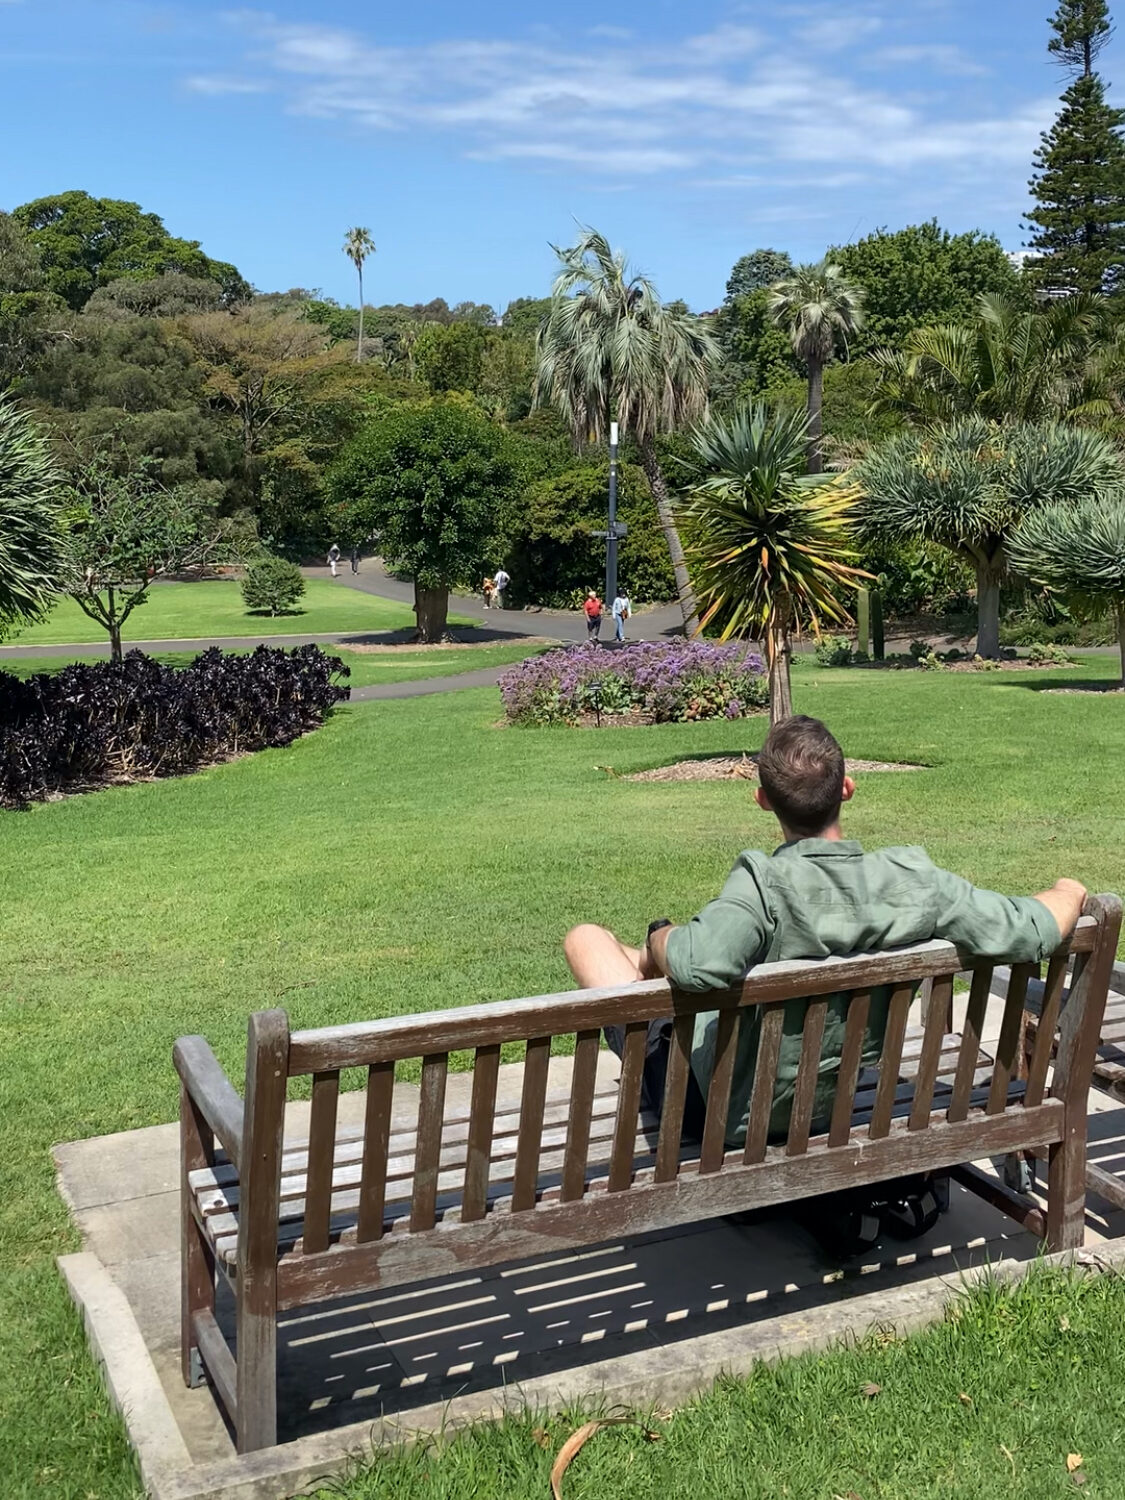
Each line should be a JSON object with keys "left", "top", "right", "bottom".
{"left": 186, "top": 10, "right": 1048, "bottom": 185}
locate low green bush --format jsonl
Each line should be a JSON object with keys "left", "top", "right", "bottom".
{"left": 241, "top": 554, "right": 307, "bottom": 616}
{"left": 814, "top": 635, "right": 854, "bottom": 667}
{"left": 1028, "top": 641, "right": 1077, "bottom": 666}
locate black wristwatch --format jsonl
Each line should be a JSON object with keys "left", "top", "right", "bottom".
{"left": 647, "top": 918, "right": 672, "bottom": 940}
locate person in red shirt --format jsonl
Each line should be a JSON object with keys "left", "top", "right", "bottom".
{"left": 583, "top": 588, "right": 603, "bottom": 643}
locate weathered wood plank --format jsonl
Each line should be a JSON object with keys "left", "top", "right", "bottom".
{"left": 561, "top": 1030, "right": 601, "bottom": 1202}
{"left": 947, "top": 968, "right": 991, "bottom": 1124}
{"left": 787, "top": 1001, "right": 828, "bottom": 1157}
{"left": 988, "top": 964, "right": 1035, "bottom": 1115}
{"left": 285, "top": 923, "right": 1099, "bottom": 1071}
{"left": 868, "top": 985, "right": 913, "bottom": 1140}
{"left": 301, "top": 1071, "right": 340, "bottom": 1256}
{"left": 908, "top": 975, "right": 954, "bottom": 1131}
{"left": 192, "top": 1309, "right": 236, "bottom": 1426}
{"left": 461, "top": 1044, "right": 500, "bottom": 1224}
{"left": 700, "top": 1010, "right": 739, "bottom": 1174}
{"left": 355, "top": 1062, "right": 394, "bottom": 1244}
{"left": 608, "top": 1023, "right": 648, "bottom": 1192}
{"left": 410, "top": 1054, "right": 449, "bottom": 1233}
{"left": 828, "top": 992, "right": 871, "bottom": 1148}
{"left": 1024, "top": 956, "right": 1068, "bottom": 1108}
{"left": 173, "top": 1036, "right": 245, "bottom": 1170}
{"left": 512, "top": 1037, "right": 551, "bottom": 1212}
{"left": 744, "top": 1005, "right": 784, "bottom": 1165}
{"left": 654, "top": 1016, "right": 695, "bottom": 1184}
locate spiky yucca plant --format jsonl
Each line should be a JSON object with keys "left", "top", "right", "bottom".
{"left": 1008, "top": 497, "right": 1125, "bottom": 685}
{"left": 856, "top": 417, "right": 1125, "bottom": 657}
{"left": 684, "top": 403, "right": 868, "bottom": 723}
{"left": 0, "top": 398, "right": 64, "bottom": 635}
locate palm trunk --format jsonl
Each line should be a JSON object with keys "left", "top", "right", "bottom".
{"left": 1117, "top": 604, "right": 1125, "bottom": 690}
{"left": 356, "top": 267, "right": 364, "bottom": 364}
{"left": 414, "top": 584, "right": 449, "bottom": 643}
{"left": 766, "top": 611, "right": 793, "bottom": 725}
{"left": 639, "top": 436, "right": 699, "bottom": 635}
{"left": 975, "top": 564, "right": 1002, "bottom": 659}
{"left": 806, "top": 355, "right": 825, "bottom": 475}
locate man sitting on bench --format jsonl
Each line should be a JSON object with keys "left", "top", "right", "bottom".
{"left": 564, "top": 714, "right": 1088, "bottom": 1152}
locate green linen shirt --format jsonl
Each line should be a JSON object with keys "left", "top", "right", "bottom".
{"left": 662, "top": 840, "right": 1062, "bottom": 1148}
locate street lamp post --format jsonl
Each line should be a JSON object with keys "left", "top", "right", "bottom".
{"left": 605, "top": 420, "right": 619, "bottom": 608}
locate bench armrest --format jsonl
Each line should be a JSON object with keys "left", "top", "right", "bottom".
{"left": 174, "top": 1036, "right": 245, "bottom": 1171}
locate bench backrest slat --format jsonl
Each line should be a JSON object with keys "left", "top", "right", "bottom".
{"left": 909, "top": 974, "right": 955, "bottom": 1131}
{"left": 988, "top": 962, "right": 1035, "bottom": 1113}
{"left": 655, "top": 1016, "right": 695, "bottom": 1182}
{"left": 561, "top": 1030, "right": 600, "bottom": 1202}
{"left": 786, "top": 999, "right": 829, "bottom": 1156}
{"left": 828, "top": 990, "right": 871, "bottom": 1148}
{"left": 868, "top": 984, "right": 913, "bottom": 1140}
{"left": 1026, "top": 955, "right": 1070, "bottom": 1107}
{"left": 701, "top": 1009, "right": 740, "bottom": 1173}
{"left": 512, "top": 1037, "right": 551, "bottom": 1212}
{"left": 302, "top": 1071, "right": 340, "bottom": 1255}
{"left": 356, "top": 1062, "right": 394, "bottom": 1243}
{"left": 947, "top": 968, "right": 992, "bottom": 1123}
{"left": 743, "top": 1004, "right": 785, "bottom": 1164}
{"left": 462, "top": 1043, "right": 501, "bottom": 1223}
{"left": 609, "top": 1023, "right": 649, "bottom": 1192}
{"left": 410, "top": 1054, "right": 449, "bottom": 1232}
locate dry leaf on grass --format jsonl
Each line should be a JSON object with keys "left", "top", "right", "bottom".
{"left": 532, "top": 1428, "right": 551, "bottom": 1450}
{"left": 1067, "top": 1455, "right": 1084, "bottom": 1473}
{"left": 549, "top": 1417, "right": 661, "bottom": 1499}
{"left": 861, "top": 1382, "right": 881, "bottom": 1398}
{"left": 958, "top": 1393, "right": 973, "bottom": 1406}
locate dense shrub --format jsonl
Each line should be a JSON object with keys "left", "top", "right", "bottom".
{"left": 998, "top": 612, "right": 1114, "bottom": 647}
{"left": 857, "top": 539, "right": 974, "bottom": 618}
{"left": 241, "top": 553, "right": 306, "bottom": 615}
{"left": 499, "top": 640, "right": 767, "bottom": 727}
{"left": 0, "top": 645, "right": 348, "bottom": 807}
{"left": 814, "top": 636, "right": 854, "bottom": 667}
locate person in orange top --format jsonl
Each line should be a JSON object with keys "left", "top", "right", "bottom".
{"left": 583, "top": 588, "right": 603, "bottom": 642}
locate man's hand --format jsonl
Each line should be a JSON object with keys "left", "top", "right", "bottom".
{"left": 1033, "top": 878, "right": 1088, "bottom": 941}
{"left": 641, "top": 924, "right": 675, "bottom": 980}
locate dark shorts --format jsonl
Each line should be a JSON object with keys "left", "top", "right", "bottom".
{"left": 586, "top": 615, "right": 601, "bottom": 636}
{"left": 602, "top": 1016, "right": 708, "bottom": 1141}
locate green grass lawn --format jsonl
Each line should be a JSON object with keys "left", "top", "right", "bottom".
{"left": 7, "top": 577, "right": 428, "bottom": 645}
{"left": 0, "top": 641, "right": 544, "bottom": 687}
{"left": 3, "top": 657, "right": 1125, "bottom": 1497}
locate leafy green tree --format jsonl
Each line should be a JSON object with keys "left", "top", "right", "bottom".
{"left": 1008, "top": 495, "right": 1125, "bottom": 683}
{"left": 0, "top": 210, "right": 66, "bottom": 387}
{"left": 855, "top": 417, "right": 1125, "bottom": 657}
{"left": 684, "top": 404, "right": 867, "bottom": 722}
{"left": 240, "top": 552, "right": 306, "bottom": 616}
{"left": 0, "top": 399, "right": 66, "bottom": 636}
{"left": 59, "top": 465, "right": 242, "bottom": 659}
{"left": 762, "top": 360, "right": 901, "bottom": 459}
{"left": 715, "top": 289, "right": 798, "bottom": 399}
{"left": 496, "top": 461, "right": 675, "bottom": 607}
{"left": 84, "top": 273, "right": 223, "bottom": 321}
{"left": 767, "top": 262, "right": 865, "bottom": 474}
{"left": 535, "top": 227, "right": 721, "bottom": 633}
{"left": 1027, "top": 0, "right": 1125, "bottom": 295}
{"left": 13, "top": 191, "right": 250, "bottom": 311}
{"left": 414, "top": 321, "right": 487, "bottom": 393}
{"left": 832, "top": 222, "right": 1024, "bottom": 354}
{"left": 870, "top": 292, "right": 1111, "bottom": 426}
{"left": 343, "top": 227, "right": 376, "bottom": 363}
{"left": 329, "top": 401, "right": 519, "bottom": 640}
{"left": 725, "top": 249, "right": 794, "bottom": 301}
{"left": 501, "top": 297, "right": 553, "bottom": 338}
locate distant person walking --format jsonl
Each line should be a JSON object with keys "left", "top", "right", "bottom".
{"left": 612, "top": 588, "right": 632, "bottom": 643}
{"left": 327, "top": 543, "right": 341, "bottom": 578}
{"left": 584, "top": 588, "right": 603, "bottom": 643}
{"left": 492, "top": 567, "right": 510, "bottom": 609}
{"left": 483, "top": 576, "right": 495, "bottom": 609}
{"left": 350, "top": 546, "right": 360, "bottom": 574}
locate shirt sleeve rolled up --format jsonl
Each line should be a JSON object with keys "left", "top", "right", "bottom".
{"left": 663, "top": 857, "right": 771, "bottom": 992}
{"left": 929, "top": 867, "right": 1061, "bottom": 963}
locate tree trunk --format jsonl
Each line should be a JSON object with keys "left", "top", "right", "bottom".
{"left": 414, "top": 584, "right": 450, "bottom": 643}
{"left": 640, "top": 437, "right": 699, "bottom": 635}
{"left": 975, "top": 564, "right": 1002, "bottom": 659}
{"left": 766, "top": 610, "right": 793, "bottom": 725}
{"left": 109, "top": 621, "right": 123, "bottom": 663}
{"left": 806, "top": 355, "right": 825, "bottom": 475}
{"left": 356, "top": 267, "right": 364, "bottom": 364}
{"left": 1117, "top": 604, "right": 1125, "bottom": 690}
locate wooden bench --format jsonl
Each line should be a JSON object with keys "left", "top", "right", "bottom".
{"left": 175, "top": 895, "right": 1120, "bottom": 1453}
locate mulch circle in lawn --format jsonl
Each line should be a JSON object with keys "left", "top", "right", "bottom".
{"left": 625, "top": 754, "right": 924, "bottom": 783}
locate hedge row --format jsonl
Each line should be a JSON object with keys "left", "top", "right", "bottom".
{"left": 0, "top": 645, "right": 349, "bottom": 807}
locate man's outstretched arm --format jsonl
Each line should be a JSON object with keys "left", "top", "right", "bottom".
{"left": 1031, "top": 878, "right": 1088, "bottom": 942}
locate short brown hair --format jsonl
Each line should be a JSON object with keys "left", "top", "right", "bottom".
{"left": 757, "top": 716, "right": 846, "bottom": 837}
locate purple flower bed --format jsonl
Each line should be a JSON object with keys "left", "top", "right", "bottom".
{"left": 499, "top": 640, "right": 768, "bottom": 727}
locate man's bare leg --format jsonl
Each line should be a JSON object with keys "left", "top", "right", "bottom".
{"left": 564, "top": 924, "right": 645, "bottom": 989}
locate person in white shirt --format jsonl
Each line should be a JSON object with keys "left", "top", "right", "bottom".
{"left": 327, "top": 543, "right": 341, "bottom": 578}
{"left": 492, "top": 567, "right": 510, "bottom": 608}
{"left": 611, "top": 588, "right": 631, "bottom": 643}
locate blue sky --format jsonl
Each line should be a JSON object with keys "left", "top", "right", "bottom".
{"left": 2, "top": 0, "right": 1120, "bottom": 311}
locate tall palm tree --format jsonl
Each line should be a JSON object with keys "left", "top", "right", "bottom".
{"left": 870, "top": 292, "right": 1111, "bottom": 427}
{"left": 343, "top": 227, "right": 376, "bottom": 364}
{"left": 535, "top": 227, "right": 721, "bottom": 634}
{"left": 684, "top": 403, "right": 868, "bottom": 723}
{"left": 767, "top": 261, "right": 865, "bottom": 474}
